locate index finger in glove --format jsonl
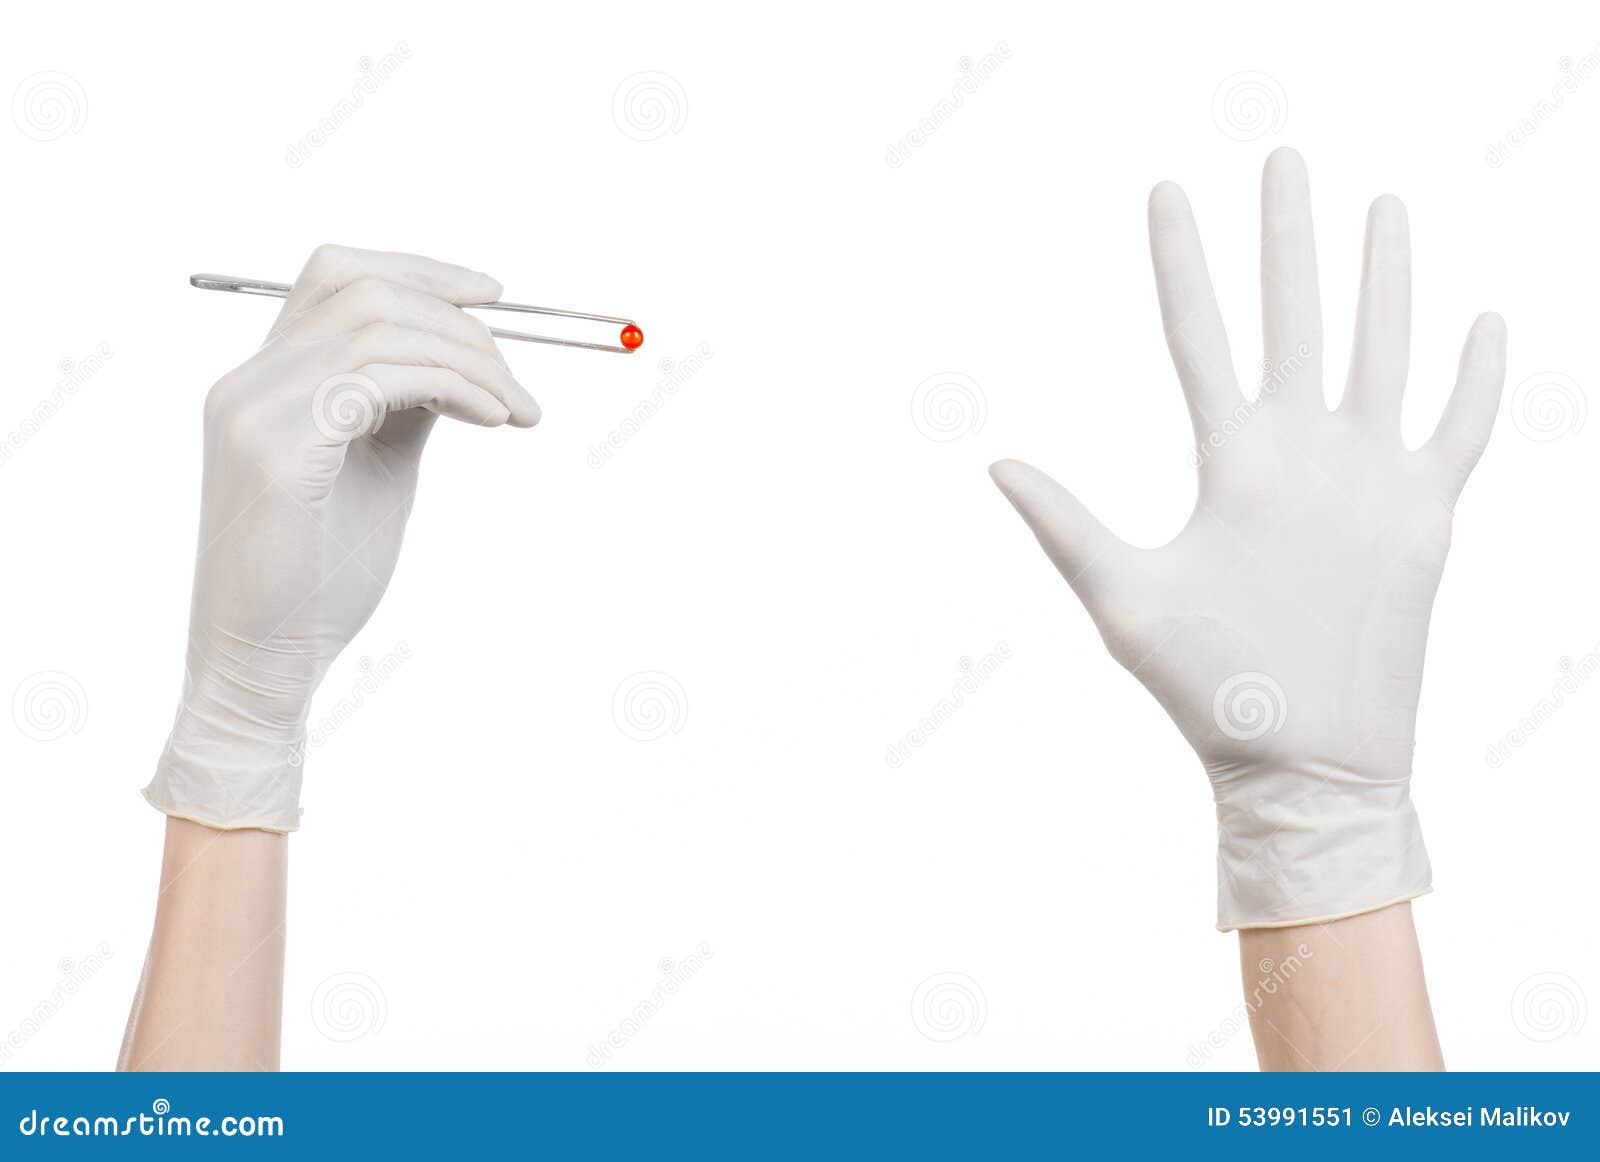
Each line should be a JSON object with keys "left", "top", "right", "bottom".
{"left": 271, "top": 244, "right": 503, "bottom": 339}
{"left": 271, "top": 276, "right": 507, "bottom": 362}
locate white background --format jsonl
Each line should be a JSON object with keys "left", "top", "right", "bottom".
{"left": 1, "top": 0, "right": 1595, "bottom": 1071}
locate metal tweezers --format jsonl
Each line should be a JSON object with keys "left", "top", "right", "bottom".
{"left": 190, "top": 273, "right": 642, "bottom": 354}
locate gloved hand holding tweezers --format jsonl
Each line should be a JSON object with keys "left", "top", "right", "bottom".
{"left": 990, "top": 149, "right": 1507, "bottom": 930}
{"left": 143, "top": 244, "right": 540, "bottom": 832}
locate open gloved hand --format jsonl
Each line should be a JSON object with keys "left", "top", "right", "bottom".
{"left": 991, "top": 149, "right": 1506, "bottom": 930}
{"left": 144, "top": 245, "right": 540, "bottom": 832}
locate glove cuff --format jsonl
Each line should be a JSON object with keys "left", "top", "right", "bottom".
{"left": 1213, "top": 764, "right": 1430, "bottom": 931}
{"left": 142, "top": 701, "right": 305, "bottom": 833}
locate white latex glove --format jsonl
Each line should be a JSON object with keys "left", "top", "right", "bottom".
{"left": 144, "top": 245, "right": 540, "bottom": 832}
{"left": 991, "top": 150, "right": 1506, "bottom": 930}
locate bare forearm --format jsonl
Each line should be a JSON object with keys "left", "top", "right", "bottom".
{"left": 118, "top": 818, "right": 287, "bottom": 1071}
{"left": 1239, "top": 902, "right": 1442, "bottom": 1071}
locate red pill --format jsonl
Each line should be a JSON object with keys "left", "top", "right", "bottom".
{"left": 620, "top": 325, "right": 644, "bottom": 351}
